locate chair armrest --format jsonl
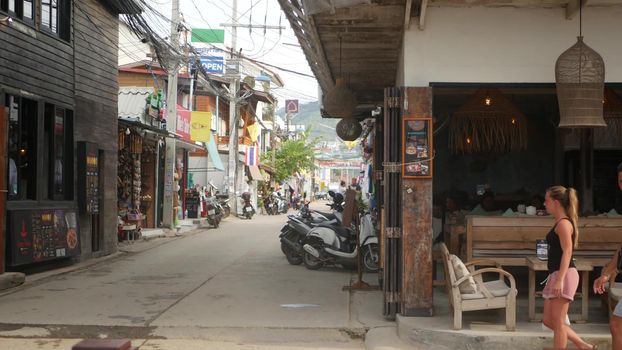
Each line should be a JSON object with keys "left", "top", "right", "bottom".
{"left": 465, "top": 259, "right": 502, "bottom": 269}
{"left": 471, "top": 267, "right": 517, "bottom": 292}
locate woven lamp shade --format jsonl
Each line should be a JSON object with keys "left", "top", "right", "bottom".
{"left": 336, "top": 118, "right": 362, "bottom": 141}
{"left": 555, "top": 36, "right": 606, "bottom": 128}
{"left": 449, "top": 88, "right": 528, "bottom": 154}
{"left": 323, "top": 78, "right": 358, "bottom": 118}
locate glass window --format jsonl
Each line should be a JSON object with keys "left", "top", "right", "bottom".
{"left": 45, "top": 104, "right": 73, "bottom": 200}
{"left": 23, "top": 0, "right": 32, "bottom": 21}
{"left": 41, "top": 0, "right": 58, "bottom": 33}
{"left": 0, "top": 0, "right": 32, "bottom": 21}
{"left": 6, "top": 94, "right": 37, "bottom": 201}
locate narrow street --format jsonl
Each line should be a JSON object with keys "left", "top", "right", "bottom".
{"left": 0, "top": 209, "right": 390, "bottom": 349}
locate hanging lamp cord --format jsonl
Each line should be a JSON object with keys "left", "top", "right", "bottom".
{"left": 579, "top": 2, "right": 582, "bottom": 37}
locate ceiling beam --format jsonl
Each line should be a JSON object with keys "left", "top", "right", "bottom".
{"left": 419, "top": 0, "right": 428, "bottom": 30}
{"left": 404, "top": 0, "right": 413, "bottom": 30}
{"left": 566, "top": 0, "right": 588, "bottom": 20}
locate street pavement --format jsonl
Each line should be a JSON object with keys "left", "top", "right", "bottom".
{"left": 0, "top": 204, "right": 392, "bottom": 349}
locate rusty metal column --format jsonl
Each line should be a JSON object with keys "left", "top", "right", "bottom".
{"left": 401, "top": 87, "right": 433, "bottom": 316}
{"left": 383, "top": 87, "right": 402, "bottom": 319}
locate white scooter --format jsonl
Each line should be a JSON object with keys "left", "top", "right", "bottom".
{"left": 301, "top": 194, "right": 379, "bottom": 272}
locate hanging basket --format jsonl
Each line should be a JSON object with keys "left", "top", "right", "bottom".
{"left": 336, "top": 118, "right": 362, "bottom": 141}
{"left": 555, "top": 36, "right": 606, "bottom": 128}
{"left": 323, "top": 78, "right": 358, "bottom": 118}
{"left": 449, "top": 88, "right": 528, "bottom": 154}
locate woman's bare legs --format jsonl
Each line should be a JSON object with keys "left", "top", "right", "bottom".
{"left": 543, "top": 298, "right": 594, "bottom": 349}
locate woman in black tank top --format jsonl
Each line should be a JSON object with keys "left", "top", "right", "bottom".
{"left": 541, "top": 186, "right": 595, "bottom": 350}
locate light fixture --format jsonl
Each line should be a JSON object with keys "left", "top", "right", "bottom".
{"left": 0, "top": 16, "right": 13, "bottom": 26}
{"left": 322, "top": 35, "right": 357, "bottom": 118}
{"left": 449, "top": 88, "right": 527, "bottom": 154}
{"left": 555, "top": 5, "right": 606, "bottom": 128}
{"left": 125, "top": 128, "right": 131, "bottom": 135}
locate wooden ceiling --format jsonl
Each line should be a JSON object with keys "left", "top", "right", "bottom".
{"left": 278, "top": 0, "right": 622, "bottom": 117}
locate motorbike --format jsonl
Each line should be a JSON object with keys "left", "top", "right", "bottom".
{"left": 279, "top": 201, "right": 340, "bottom": 265}
{"left": 301, "top": 192, "right": 379, "bottom": 272}
{"left": 275, "top": 193, "right": 288, "bottom": 214}
{"left": 207, "top": 181, "right": 231, "bottom": 218}
{"left": 240, "top": 192, "right": 255, "bottom": 219}
{"left": 205, "top": 196, "right": 223, "bottom": 228}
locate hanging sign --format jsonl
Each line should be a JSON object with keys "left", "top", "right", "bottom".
{"left": 402, "top": 118, "right": 433, "bottom": 179}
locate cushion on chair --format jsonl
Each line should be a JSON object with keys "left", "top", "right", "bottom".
{"left": 450, "top": 254, "right": 477, "bottom": 294}
{"left": 460, "top": 279, "right": 512, "bottom": 300}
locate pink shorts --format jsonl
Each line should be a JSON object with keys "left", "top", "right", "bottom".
{"left": 542, "top": 268, "right": 579, "bottom": 301}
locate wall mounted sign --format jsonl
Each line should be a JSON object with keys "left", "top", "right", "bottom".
{"left": 402, "top": 118, "right": 433, "bottom": 179}
{"left": 7, "top": 209, "right": 80, "bottom": 266}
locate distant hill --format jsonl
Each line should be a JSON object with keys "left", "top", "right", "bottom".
{"left": 277, "top": 101, "right": 339, "bottom": 142}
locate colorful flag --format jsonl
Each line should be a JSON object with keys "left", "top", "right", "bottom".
{"left": 245, "top": 146, "right": 258, "bottom": 166}
{"left": 247, "top": 123, "right": 259, "bottom": 142}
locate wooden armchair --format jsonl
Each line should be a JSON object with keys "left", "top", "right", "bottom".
{"left": 439, "top": 243, "right": 517, "bottom": 331}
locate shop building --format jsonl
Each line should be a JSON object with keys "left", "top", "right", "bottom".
{"left": 280, "top": 0, "right": 622, "bottom": 318}
{"left": 0, "top": 0, "right": 139, "bottom": 274}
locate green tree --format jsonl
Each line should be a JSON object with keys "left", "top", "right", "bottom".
{"left": 262, "top": 132, "right": 317, "bottom": 183}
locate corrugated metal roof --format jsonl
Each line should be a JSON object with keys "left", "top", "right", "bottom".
{"left": 118, "top": 87, "right": 151, "bottom": 119}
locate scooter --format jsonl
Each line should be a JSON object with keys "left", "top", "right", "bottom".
{"left": 240, "top": 192, "right": 255, "bottom": 219}
{"left": 301, "top": 194, "right": 379, "bottom": 272}
{"left": 279, "top": 201, "right": 340, "bottom": 265}
{"left": 205, "top": 196, "right": 223, "bottom": 228}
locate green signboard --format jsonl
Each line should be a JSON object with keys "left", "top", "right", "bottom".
{"left": 191, "top": 29, "right": 225, "bottom": 43}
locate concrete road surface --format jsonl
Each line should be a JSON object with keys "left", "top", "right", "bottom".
{"left": 0, "top": 207, "right": 391, "bottom": 349}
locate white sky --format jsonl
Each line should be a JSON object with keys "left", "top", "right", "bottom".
{"left": 149, "top": 0, "right": 319, "bottom": 106}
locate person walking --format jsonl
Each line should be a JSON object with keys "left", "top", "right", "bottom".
{"left": 593, "top": 162, "right": 622, "bottom": 350}
{"left": 541, "top": 186, "right": 596, "bottom": 349}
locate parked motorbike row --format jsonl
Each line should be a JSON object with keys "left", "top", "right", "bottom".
{"left": 202, "top": 182, "right": 231, "bottom": 228}
{"left": 278, "top": 191, "right": 380, "bottom": 273}
{"left": 263, "top": 192, "right": 289, "bottom": 215}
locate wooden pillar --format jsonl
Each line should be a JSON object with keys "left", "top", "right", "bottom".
{"left": 401, "top": 87, "right": 433, "bottom": 316}
{"left": 579, "top": 129, "right": 594, "bottom": 213}
{"left": 0, "top": 105, "right": 6, "bottom": 273}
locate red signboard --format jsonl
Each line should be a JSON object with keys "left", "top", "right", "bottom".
{"left": 176, "top": 105, "right": 192, "bottom": 141}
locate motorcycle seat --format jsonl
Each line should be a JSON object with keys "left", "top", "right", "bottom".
{"left": 313, "top": 211, "right": 337, "bottom": 221}
{"left": 317, "top": 224, "right": 352, "bottom": 238}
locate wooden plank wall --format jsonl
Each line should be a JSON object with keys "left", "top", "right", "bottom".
{"left": 73, "top": 0, "right": 120, "bottom": 258}
{"left": 0, "top": 16, "right": 74, "bottom": 107}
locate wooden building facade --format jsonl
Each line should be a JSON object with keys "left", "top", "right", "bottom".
{"left": 0, "top": 0, "right": 136, "bottom": 272}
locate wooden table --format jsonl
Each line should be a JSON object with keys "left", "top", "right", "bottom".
{"left": 526, "top": 256, "right": 593, "bottom": 323}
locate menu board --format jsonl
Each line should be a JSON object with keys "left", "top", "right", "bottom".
{"left": 402, "top": 118, "right": 433, "bottom": 179}
{"left": 77, "top": 142, "right": 99, "bottom": 214}
{"left": 8, "top": 209, "right": 80, "bottom": 266}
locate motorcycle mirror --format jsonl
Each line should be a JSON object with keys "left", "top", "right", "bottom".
{"left": 328, "top": 190, "right": 335, "bottom": 197}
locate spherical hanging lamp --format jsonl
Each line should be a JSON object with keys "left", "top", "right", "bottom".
{"left": 336, "top": 118, "right": 362, "bottom": 141}
{"left": 555, "top": 8, "right": 606, "bottom": 128}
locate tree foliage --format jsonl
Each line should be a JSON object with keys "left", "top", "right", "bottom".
{"left": 261, "top": 132, "right": 318, "bottom": 183}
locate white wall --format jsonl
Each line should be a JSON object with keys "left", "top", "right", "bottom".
{"left": 118, "top": 23, "right": 151, "bottom": 66}
{"left": 401, "top": 6, "right": 622, "bottom": 86}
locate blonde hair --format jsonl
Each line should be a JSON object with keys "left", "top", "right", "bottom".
{"left": 547, "top": 186, "right": 579, "bottom": 248}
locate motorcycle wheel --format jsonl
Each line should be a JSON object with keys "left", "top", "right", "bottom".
{"left": 213, "top": 218, "right": 219, "bottom": 228}
{"left": 363, "top": 243, "right": 380, "bottom": 273}
{"left": 282, "top": 243, "right": 303, "bottom": 265}
{"left": 303, "top": 241, "right": 324, "bottom": 270}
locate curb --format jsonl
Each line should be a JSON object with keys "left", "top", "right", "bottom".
{"left": 365, "top": 326, "right": 417, "bottom": 350}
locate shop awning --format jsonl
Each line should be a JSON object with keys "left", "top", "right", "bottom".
{"left": 175, "top": 138, "right": 205, "bottom": 151}
{"left": 206, "top": 132, "right": 225, "bottom": 171}
{"left": 248, "top": 165, "right": 264, "bottom": 181}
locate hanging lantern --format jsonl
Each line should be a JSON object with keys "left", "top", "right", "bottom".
{"left": 336, "top": 118, "right": 362, "bottom": 141}
{"left": 448, "top": 88, "right": 527, "bottom": 154}
{"left": 323, "top": 78, "right": 358, "bottom": 118}
{"left": 555, "top": 36, "right": 606, "bottom": 128}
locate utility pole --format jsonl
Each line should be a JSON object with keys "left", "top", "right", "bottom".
{"left": 222, "top": 0, "right": 285, "bottom": 216}
{"left": 162, "top": 0, "right": 181, "bottom": 228}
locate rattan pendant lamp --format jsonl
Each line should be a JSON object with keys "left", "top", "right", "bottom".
{"left": 324, "top": 35, "right": 362, "bottom": 141}
{"left": 448, "top": 88, "right": 528, "bottom": 154}
{"left": 555, "top": 5, "right": 607, "bottom": 128}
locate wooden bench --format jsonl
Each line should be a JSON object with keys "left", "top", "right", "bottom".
{"left": 466, "top": 216, "right": 622, "bottom": 267}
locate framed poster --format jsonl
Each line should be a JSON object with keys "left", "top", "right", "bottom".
{"left": 402, "top": 118, "right": 433, "bottom": 179}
